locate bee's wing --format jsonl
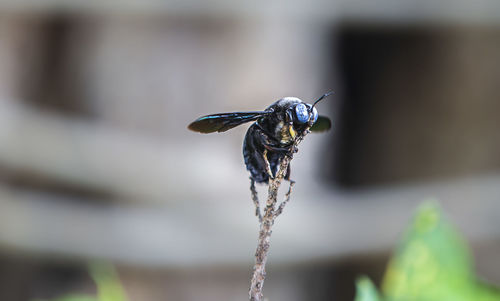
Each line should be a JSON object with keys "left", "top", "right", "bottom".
{"left": 188, "top": 111, "right": 270, "bottom": 133}
{"left": 310, "top": 115, "right": 332, "bottom": 132}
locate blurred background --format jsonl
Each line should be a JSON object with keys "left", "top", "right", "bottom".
{"left": 0, "top": 1, "right": 500, "bottom": 300}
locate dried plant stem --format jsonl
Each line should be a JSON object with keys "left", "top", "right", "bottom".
{"left": 249, "top": 126, "right": 312, "bottom": 301}
{"left": 250, "top": 178, "right": 262, "bottom": 223}
{"left": 249, "top": 157, "right": 290, "bottom": 301}
{"left": 276, "top": 180, "right": 295, "bottom": 218}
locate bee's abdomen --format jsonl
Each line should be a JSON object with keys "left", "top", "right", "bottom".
{"left": 243, "top": 124, "right": 290, "bottom": 184}
{"left": 243, "top": 124, "right": 269, "bottom": 183}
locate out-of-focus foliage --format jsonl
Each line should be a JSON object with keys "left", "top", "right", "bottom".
{"left": 89, "top": 264, "right": 128, "bottom": 301}
{"left": 355, "top": 276, "right": 381, "bottom": 301}
{"left": 355, "top": 201, "right": 500, "bottom": 301}
{"left": 33, "top": 263, "right": 127, "bottom": 301}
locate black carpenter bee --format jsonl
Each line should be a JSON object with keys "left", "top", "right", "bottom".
{"left": 188, "top": 93, "right": 332, "bottom": 184}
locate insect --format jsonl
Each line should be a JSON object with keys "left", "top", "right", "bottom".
{"left": 188, "top": 93, "right": 332, "bottom": 184}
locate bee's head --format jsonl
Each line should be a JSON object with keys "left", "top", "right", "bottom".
{"left": 290, "top": 102, "right": 318, "bottom": 125}
{"left": 283, "top": 92, "right": 332, "bottom": 127}
{"left": 261, "top": 93, "right": 332, "bottom": 144}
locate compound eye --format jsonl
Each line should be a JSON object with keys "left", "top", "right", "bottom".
{"left": 294, "top": 103, "right": 309, "bottom": 124}
{"left": 312, "top": 107, "right": 318, "bottom": 123}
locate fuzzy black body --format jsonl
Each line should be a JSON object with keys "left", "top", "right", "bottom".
{"left": 243, "top": 98, "right": 309, "bottom": 183}
{"left": 243, "top": 123, "right": 289, "bottom": 183}
{"left": 188, "top": 95, "right": 332, "bottom": 184}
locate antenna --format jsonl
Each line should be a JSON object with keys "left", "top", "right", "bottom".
{"left": 312, "top": 91, "right": 334, "bottom": 109}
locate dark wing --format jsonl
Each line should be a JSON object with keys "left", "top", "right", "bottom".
{"left": 310, "top": 115, "right": 332, "bottom": 132}
{"left": 188, "top": 111, "right": 269, "bottom": 133}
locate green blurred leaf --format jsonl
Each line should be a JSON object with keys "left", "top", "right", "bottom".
{"left": 354, "top": 200, "right": 500, "bottom": 301}
{"left": 355, "top": 200, "right": 500, "bottom": 301}
{"left": 382, "top": 200, "right": 474, "bottom": 301}
{"left": 32, "top": 263, "right": 127, "bottom": 301}
{"left": 89, "top": 263, "right": 128, "bottom": 301}
{"left": 355, "top": 276, "right": 382, "bottom": 301}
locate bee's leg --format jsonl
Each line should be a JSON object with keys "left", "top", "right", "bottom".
{"left": 250, "top": 177, "right": 262, "bottom": 222}
{"left": 284, "top": 164, "right": 291, "bottom": 182}
{"left": 263, "top": 145, "right": 292, "bottom": 152}
{"left": 262, "top": 149, "right": 274, "bottom": 180}
{"left": 276, "top": 178, "right": 295, "bottom": 217}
